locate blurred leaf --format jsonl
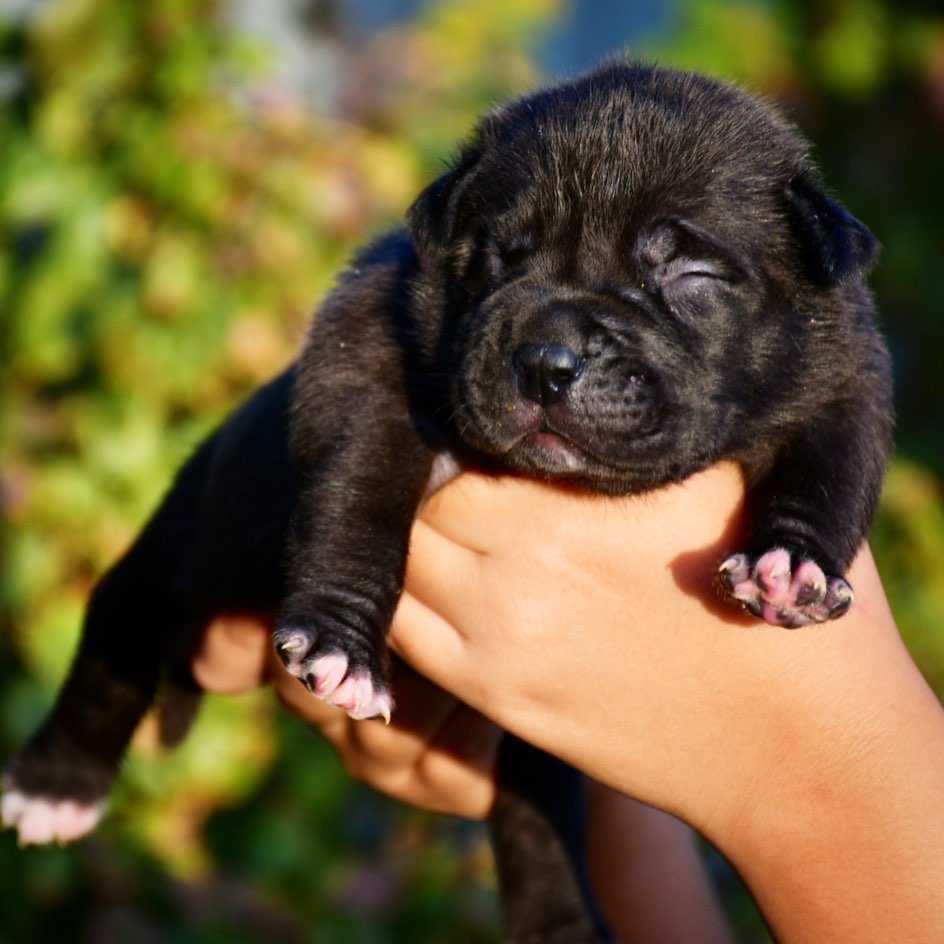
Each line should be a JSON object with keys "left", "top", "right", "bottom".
{"left": 812, "top": 0, "right": 888, "bottom": 95}
{"left": 873, "top": 460, "right": 944, "bottom": 693}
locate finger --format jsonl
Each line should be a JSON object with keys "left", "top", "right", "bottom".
{"left": 416, "top": 707, "right": 502, "bottom": 819}
{"left": 317, "top": 663, "right": 468, "bottom": 771}
{"left": 393, "top": 661, "right": 467, "bottom": 726}
{"left": 343, "top": 697, "right": 501, "bottom": 819}
{"left": 271, "top": 648, "right": 501, "bottom": 818}
{"left": 412, "top": 473, "right": 509, "bottom": 549}
{"left": 389, "top": 590, "right": 473, "bottom": 701}
{"left": 429, "top": 702, "right": 503, "bottom": 774}
{"left": 192, "top": 614, "right": 273, "bottom": 694}
{"left": 391, "top": 506, "right": 493, "bottom": 667}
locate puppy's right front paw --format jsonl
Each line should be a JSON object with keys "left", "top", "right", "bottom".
{"left": 1, "top": 784, "right": 105, "bottom": 845}
{"left": 273, "top": 626, "right": 393, "bottom": 723}
{"left": 717, "top": 548, "right": 853, "bottom": 628}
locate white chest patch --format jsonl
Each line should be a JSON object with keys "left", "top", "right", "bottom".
{"left": 423, "top": 451, "right": 466, "bottom": 500}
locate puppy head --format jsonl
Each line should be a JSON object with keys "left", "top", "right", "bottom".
{"left": 409, "top": 62, "right": 877, "bottom": 493}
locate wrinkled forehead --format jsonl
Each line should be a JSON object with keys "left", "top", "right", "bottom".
{"left": 475, "top": 95, "right": 796, "bottom": 236}
{"left": 472, "top": 137, "right": 770, "bottom": 260}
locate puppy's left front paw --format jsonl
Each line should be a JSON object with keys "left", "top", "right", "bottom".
{"left": 273, "top": 625, "right": 393, "bottom": 723}
{"left": 718, "top": 548, "right": 853, "bottom": 628}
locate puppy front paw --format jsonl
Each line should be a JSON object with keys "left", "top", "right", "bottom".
{"left": 717, "top": 548, "right": 853, "bottom": 628}
{"left": 273, "top": 626, "right": 393, "bottom": 722}
{"left": 1, "top": 782, "right": 105, "bottom": 845}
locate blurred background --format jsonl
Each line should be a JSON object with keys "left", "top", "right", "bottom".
{"left": 0, "top": 0, "right": 942, "bottom": 941}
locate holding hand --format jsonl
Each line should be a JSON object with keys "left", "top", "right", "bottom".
{"left": 193, "top": 615, "right": 501, "bottom": 820}
{"left": 391, "top": 465, "right": 944, "bottom": 944}
{"left": 194, "top": 464, "right": 944, "bottom": 944}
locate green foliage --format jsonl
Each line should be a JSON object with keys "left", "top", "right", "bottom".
{"left": 873, "top": 461, "right": 944, "bottom": 694}
{"left": 1, "top": 0, "right": 942, "bottom": 940}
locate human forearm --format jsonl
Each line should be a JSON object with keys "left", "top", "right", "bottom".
{"left": 587, "top": 784, "right": 734, "bottom": 944}
{"left": 712, "top": 553, "right": 944, "bottom": 943}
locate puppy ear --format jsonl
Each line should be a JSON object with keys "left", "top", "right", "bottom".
{"left": 786, "top": 170, "right": 878, "bottom": 286}
{"left": 407, "top": 147, "right": 482, "bottom": 263}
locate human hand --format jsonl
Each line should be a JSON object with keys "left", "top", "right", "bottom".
{"left": 393, "top": 461, "right": 764, "bottom": 820}
{"left": 193, "top": 611, "right": 738, "bottom": 944}
{"left": 391, "top": 464, "right": 944, "bottom": 944}
{"left": 192, "top": 615, "right": 500, "bottom": 819}
{"left": 192, "top": 464, "right": 944, "bottom": 943}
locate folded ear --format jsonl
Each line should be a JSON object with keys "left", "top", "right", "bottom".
{"left": 407, "top": 146, "right": 483, "bottom": 263}
{"left": 786, "top": 170, "right": 878, "bottom": 286}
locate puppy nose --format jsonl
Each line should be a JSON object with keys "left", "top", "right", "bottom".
{"left": 512, "top": 343, "right": 583, "bottom": 405}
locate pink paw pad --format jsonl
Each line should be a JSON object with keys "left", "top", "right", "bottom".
{"left": 328, "top": 673, "right": 393, "bottom": 722}
{"left": 306, "top": 653, "right": 349, "bottom": 696}
{"left": 718, "top": 549, "right": 853, "bottom": 628}
{"left": 274, "top": 630, "right": 393, "bottom": 723}
{"left": 1, "top": 789, "right": 105, "bottom": 845}
{"left": 303, "top": 654, "right": 392, "bottom": 722}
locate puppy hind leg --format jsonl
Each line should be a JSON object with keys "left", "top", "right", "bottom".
{"left": 2, "top": 436, "right": 221, "bottom": 844}
{"left": 3, "top": 374, "right": 297, "bottom": 844}
{"left": 490, "top": 736, "right": 612, "bottom": 944}
{"left": 1, "top": 568, "right": 171, "bottom": 844}
{"left": 156, "top": 665, "right": 205, "bottom": 748}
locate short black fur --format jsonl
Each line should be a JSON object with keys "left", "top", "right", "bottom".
{"left": 3, "top": 62, "right": 893, "bottom": 943}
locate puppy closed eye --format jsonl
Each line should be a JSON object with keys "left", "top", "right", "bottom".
{"left": 646, "top": 259, "right": 741, "bottom": 326}
{"left": 658, "top": 258, "right": 731, "bottom": 294}
{"left": 636, "top": 219, "right": 746, "bottom": 311}
{"left": 485, "top": 234, "right": 536, "bottom": 276}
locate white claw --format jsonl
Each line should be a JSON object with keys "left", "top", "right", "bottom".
{"left": 377, "top": 699, "right": 392, "bottom": 726}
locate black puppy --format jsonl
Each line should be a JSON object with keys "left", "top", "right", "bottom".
{"left": 3, "top": 62, "right": 892, "bottom": 942}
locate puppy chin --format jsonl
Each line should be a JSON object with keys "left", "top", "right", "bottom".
{"left": 509, "top": 430, "right": 590, "bottom": 475}
{"left": 455, "top": 402, "right": 583, "bottom": 473}
{"left": 460, "top": 400, "right": 671, "bottom": 489}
